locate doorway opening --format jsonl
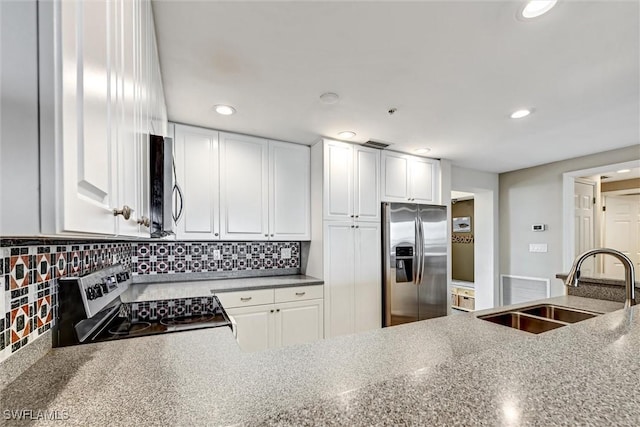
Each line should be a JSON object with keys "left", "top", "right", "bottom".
{"left": 451, "top": 191, "right": 475, "bottom": 313}
{"left": 563, "top": 160, "right": 640, "bottom": 279}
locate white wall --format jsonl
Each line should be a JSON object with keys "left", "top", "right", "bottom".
{"left": 451, "top": 166, "right": 499, "bottom": 310}
{"left": 500, "top": 145, "right": 640, "bottom": 297}
{"left": 0, "top": 0, "right": 40, "bottom": 235}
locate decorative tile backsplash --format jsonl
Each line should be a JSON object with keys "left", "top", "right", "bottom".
{"left": 1, "top": 243, "right": 132, "bottom": 362}
{"left": 131, "top": 241, "right": 300, "bottom": 275}
{"left": 0, "top": 239, "right": 300, "bottom": 364}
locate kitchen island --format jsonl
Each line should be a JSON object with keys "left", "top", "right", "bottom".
{"left": 1, "top": 296, "right": 637, "bottom": 426}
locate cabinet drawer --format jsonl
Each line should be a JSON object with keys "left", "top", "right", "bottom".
{"left": 275, "top": 285, "right": 324, "bottom": 303}
{"left": 216, "top": 289, "right": 274, "bottom": 308}
{"left": 453, "top": 287, "right": 475, "bottom": 298}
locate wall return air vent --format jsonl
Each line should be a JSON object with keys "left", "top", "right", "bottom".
{"left": 362, "top": 140, "right": 390, "bottom": 150}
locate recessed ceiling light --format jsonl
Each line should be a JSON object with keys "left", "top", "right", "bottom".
{"left": 320, "top": 92, "right": 340, "bottom": 105}
{"left": 214, "top": 105, "right": 236, "bottom": 115}
{"left": 617, "top": 169, "right": 631, "bottom": 174}
{"left": 415, "top": 148, "right": 431, "bottom": 154}
{"left": 337, "top": 131, "right": 356, "bottom": 139}
{"left": 510, "top": 109, "right": 531, "bottom": 119}
{"left": 521, "top": 0, "right": 558, "bottom": 19}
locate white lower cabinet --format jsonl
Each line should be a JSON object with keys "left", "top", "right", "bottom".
{"left": 323, "top": 221, "right": 381, "bottom": 338}
{"left": 218, "top": 285, "right": 324, "bottom": 352}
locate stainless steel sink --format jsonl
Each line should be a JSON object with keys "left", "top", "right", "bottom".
{"left": 478, "top": 304, "right": 602, "bottom": 334}
{"left": 519, "top": 304, "right": 600, "bottom": 323}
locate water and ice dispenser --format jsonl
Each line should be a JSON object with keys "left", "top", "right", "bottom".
{"left": 395, "top": 246, "right": 414, "bottom": 283}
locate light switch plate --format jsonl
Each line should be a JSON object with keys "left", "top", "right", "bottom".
{"left": 281, "top": 248, "right": 292, "bottom": 259}
{"left": 212, "top": 249, "right": 222, "bottom": 261}
{"left": 529, "top": 243, "right": 548, "bottom": 253}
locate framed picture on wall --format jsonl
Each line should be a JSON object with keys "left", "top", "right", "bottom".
{"left": 453, "top": 216, "right": 471, "bottom": 233}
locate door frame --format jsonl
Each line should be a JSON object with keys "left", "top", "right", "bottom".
{"left": 561, "top": 160, "right": 639, "bottom": 272}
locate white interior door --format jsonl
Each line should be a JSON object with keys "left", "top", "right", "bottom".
{"left": 574, "top": 180, "right": 596, "bottom": 276}
{"left": 604, "top": 195, "right": 640, "bottom": 279}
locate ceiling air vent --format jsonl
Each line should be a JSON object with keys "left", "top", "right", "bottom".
{"left": 362, "top": 140, "right": 390, "bottom": 150}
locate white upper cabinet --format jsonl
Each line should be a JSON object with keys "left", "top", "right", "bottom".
{"left": 381, "top": 151, "right": 440, "bottom": 204}
{"left": 173, "top": 127, "right": 310, "bottom": 241}
{"left": 36, "top": 0, "right": 167, "bottom": 236}
{"left": 219, "top": 132, "right": 270, "bottom": 240}
{"left": 174, "top": 124, "right": 220, "bottom": 240}
{"left": 57, "top": 0, "right": 118, "bottom": 235}
{"left": 269, "top": 141, "right": 311, "bottom": 240}
{"left": 354, "top": 146, "right": 380, "bottom": 221}
{"left": 323, "top": 140, "right": 380, "bottom": 222}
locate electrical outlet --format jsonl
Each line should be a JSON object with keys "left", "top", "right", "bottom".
{"left": 213, "top": 249, "right": 222, "bottom": 261}
{"left": 280, "top": 248, "right": 292, "bottom": 259}
{"left": 529, "top": 243, "right": 548, "bottom": 253}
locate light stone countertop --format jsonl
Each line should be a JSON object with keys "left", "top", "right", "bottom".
{"left": 123, "top": 274, "right": 323, "bottom": 302}
{"left": 1, "top": 296, "right": 635, "bottom": 426}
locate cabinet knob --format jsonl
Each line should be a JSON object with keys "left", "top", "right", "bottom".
{"left": 214, "top": 233, "right": 219, "bottom": 237}
{"left": 270, "top": 309, "right": 274, "bottom": 313}
{"left": 355, "top": 215, "right": 359, "bottom": 218}
{"left": 270, "top": 234, "right": 274, "bottom": 237}
{"left": 113, "top": 205, "right": 133, "bottom": 220}
{"left": 355, "top": 225, "right": 359, "bottom": 228}
{"left": 350, "top": 214, "right": 354, "bottom": 218}
{"left": 276, "top": 309, "right": 280, "bottom": 312}
{"left": 136, "top": 216, "right": 150, "bottom": 227}
{"left": 264, "top": 234, "right": 269, "bottom": 237}
{"left": 351, "top": 225, "right": 355, "bottom": 228}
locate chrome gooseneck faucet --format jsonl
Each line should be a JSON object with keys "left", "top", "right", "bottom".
{"left": 565, "top": 248, "right": 637, "bottom": 308}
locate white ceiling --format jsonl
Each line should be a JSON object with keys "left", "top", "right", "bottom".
{"left": 152, "top": 0, "right": 639, "bottom": 173}
{"left": 598, "top": 166, "right": 640, "bottom": 182}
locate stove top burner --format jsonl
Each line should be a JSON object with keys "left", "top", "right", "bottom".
{"left": 109, "top": 321, "right": 151, "bottom": 336}
{"left": 160, "top": 313, "right": 217, "bottom": 326}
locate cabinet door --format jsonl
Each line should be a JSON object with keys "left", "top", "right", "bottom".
{"left": 269, "top": 141, "right": 310, "bottom": 240}
{"left": 354, "top": 222, "right": 382, "bottom": 332}
{"left": 324, "top": 222, "right": 355, "bottom": 338}
{"left": 275, "top": 299, "right": 324, "bottom": 348}
{"left": 381, "top": 152, "right": 410, "bottom": 203}
{"left": 59, "top": 0, "right": 117, "bottom": 234}
{"left": 115, "top": 0, "right": 146, "bottom": 237}
{"left": 354, "top": 146, "right": 380, "bottom": 222}
{"left": 226, "top": 305, "right": 275, "bottom": 352}
{"left": 323, "top": 141, "right": 353, "bottom": 221}
{"left": 410, "top": 157, "right": 439, "bottom": 204}
{"left": 220, "top": 133, "right": 269, "bottom": 240}
{"left": 174, "top": 125, "right": 220, "bottom": 239}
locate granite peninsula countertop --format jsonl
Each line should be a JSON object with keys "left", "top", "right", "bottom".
{"left": 2, "top": 296, "right": 637, "bottom": 426}
{"left": 124, "top": 274, "right": 323, "bottom": 302}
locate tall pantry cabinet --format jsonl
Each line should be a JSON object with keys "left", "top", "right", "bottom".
{"left": 308, "top": 140, "right": 382, "bottom": 338}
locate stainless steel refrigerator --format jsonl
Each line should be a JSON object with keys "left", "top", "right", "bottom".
{"left": 382, "top": 202, "right": 448, "bottom": 327}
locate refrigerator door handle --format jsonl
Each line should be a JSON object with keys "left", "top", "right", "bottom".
{"left": 415, "top": 216, "right": 423, "bottom": 285}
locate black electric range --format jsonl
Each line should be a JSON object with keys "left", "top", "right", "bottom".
{"left": 53, "top": 264, "right": 232, "bottom": 347}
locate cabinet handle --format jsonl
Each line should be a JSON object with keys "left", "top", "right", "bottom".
{"left": 137, "top": 216, "right": 150, "bottom": 227}
{"left": 113, "top": 205, "right": 133, "bottom": 220}
{"left": 295, "top": 292, "right": 306, "bottom": 296}
{"left": 240, "top": 297, "right": 252, "bottom": 302}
